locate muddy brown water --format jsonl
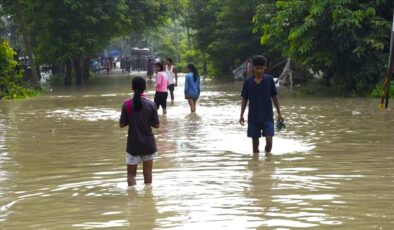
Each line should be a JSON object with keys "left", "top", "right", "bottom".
{"left": 0, "top": 73, "right": 393, "bottom": 229}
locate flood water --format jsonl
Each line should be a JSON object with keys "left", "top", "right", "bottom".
{"left": 0, "top": 73, "right": 393, "bottom": 229}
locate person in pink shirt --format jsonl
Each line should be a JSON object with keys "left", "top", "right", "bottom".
{"left": 154, "top": 62, "right": 169, "bottom": 114}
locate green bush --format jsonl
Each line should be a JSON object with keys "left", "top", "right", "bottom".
{"left": 297, "top": 79, "right": 350, "bottom": 97}
{"left": 371, "top": 81, "right": 394, "bottom": 98}
{"left": 0, "top": 40, "right": 36, "bottom": 99}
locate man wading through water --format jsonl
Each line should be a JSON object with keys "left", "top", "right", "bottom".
{"left": 165, "top": 57, "right": 178, "bottom": 102}
{"left": 239, "top": 55, "right": 284, "bottom": 155}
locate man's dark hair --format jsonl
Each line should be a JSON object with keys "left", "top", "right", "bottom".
{"left": 252, "top": 55, "right": 267, "bottom": 66}
{"left": 166, "top": 57, "right": 173, "bottom": 63}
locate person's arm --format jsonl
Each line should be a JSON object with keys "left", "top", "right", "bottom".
{"left": 151, "top": 104, "right": 160, "bottom": 128}
{"left": 270, "top": 77, "right": 283, "bottom": 121}
{"left": 156, "top": 72, "right": 162, "bottom": 88}
{"left": 119, "top": 104, "right": 128, "bottom": 128}
{"left": 272, "top": 95, "right": 283, "bottom": 121}
{"left": 239, "top": 98, "right": 248, "bottom": 125}
{"left": 173, "top": 66, "right": 178, "bottom": 86}
{"left": 184, "top": 74, "right": 189, "bottom": 95}
{"left": 197, "top": 77, "right": 201, "bottom": 96}
{"left": 240, "top": 80, "right": 249, "bottom": 125}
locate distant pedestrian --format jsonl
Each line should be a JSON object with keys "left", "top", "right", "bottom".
{"left": 113, "top": 57, "right": 117, "bottom": 69}
{"left": 105, "top": 58, "right": 111, "bottom": 75}
{"left": 119, "top": 77, "right": 160, "bottom": 186}
{"left": 239, "top": 55, "right": 283, "bottom": 155}
{"left": 165, "top": 58, "right": 178, "bottom": 101}
{"left": 154, "top": 62, "right": 169, "bottom": 114}
{"left": 125, "top": 56, "right": 131, "bottom": 72}
{"left": 184, "top": 64, "right": 200, "bottom": 113}
{"left": 147, "top": 58, "right": 154, "bottom": 81}
{"left": 120, "top": 56, "right": 125, "bottom": 71}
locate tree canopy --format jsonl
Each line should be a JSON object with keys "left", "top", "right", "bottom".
{"left": 188, "top": 0, "right": 266, "bottom": 75}
{"left": 254, "top": 0, "right": 394, "bottom": 94}
{"left": 1, "top": 0, "right": 393, "bottom": 96}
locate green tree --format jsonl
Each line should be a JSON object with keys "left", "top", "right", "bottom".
{"left": 0, "top": 40, "right": 33, "bottom": 99}
{"left": 1, "top": 0, "right": 166, "bottom": 86}
{"left": 30, "top": 0, "right": 132, "bottom": 85}
{"left": 0, "top": 0, "right": 41, "bottom": 86}
{"left": 189, "top": 0, "right": 266, "bottom": 76}
{"left": 255, "top": 0, "right": 394, "bottom": 94}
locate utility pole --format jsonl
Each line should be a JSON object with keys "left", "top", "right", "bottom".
{"left": 381, "top": 10, "right": 394, "bottom": 109}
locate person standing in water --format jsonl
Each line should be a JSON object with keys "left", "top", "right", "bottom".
{"left": 165, "top": 58, "right": 178, "bottom": 101}
{"left": 154, "top": 62, "right": 169, "bottom": 114}
{"left": 239, "top": 55, "right": 283, "bottom": 155}
{"left": 119, "top": 77, "right": 160, "bottom": 186}
{"left": 184, "top": 64, "right": 201, "bottom": 113}
{"left": 146, "top": 58, "right": 154, "bottom": 81}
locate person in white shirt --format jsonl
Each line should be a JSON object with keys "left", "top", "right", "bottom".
{"left": 165, "top": 57, "right": 178, "bottom": 101}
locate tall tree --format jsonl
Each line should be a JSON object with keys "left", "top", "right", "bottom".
{"left": 29, "top": 0, "right": 132, "bottom": 85}
{"left": 189, "top": 0, "right": 266, "bottom": 76}
{"left": 0, "top": 39, "right": 33, "bottom": 98}
{"left": 0, "top": 0, "right": 40, "bottom": 86}
{"left": 254, "top": 0, "right": 394, "bottom": 94}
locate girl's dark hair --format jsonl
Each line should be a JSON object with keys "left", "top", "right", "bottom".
{"left": 155, "top": 62, "right": 164, "bottom": 72}
{"left": 187, "top": 64, "right": 199, "bottom": 82}
{"left": 166, "top": 57, "right": 173, "bottom": 63}
{"left": 132, "top": 77, "right": 146, "bottom": 112}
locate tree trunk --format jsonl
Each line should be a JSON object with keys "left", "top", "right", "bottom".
{"left": 14, "top": 0, "right": 40, "bottom": 86}
{"left": 185, "top": 11, "right": 192, "bottom": 50}
{"left": 73, "top": 56, "right": 82, "bottom": 85}
{"left": 202, "top": 51, "right": 208, "bottom": 79}
{"left": 174, "top": 20, "right": 180, "bottom": 63}
{"left": 52, "top": 63, "right": 64, "bottom": 75}
{"left": 64, "top": 59, "right": 72, "bottom": 86}
{"left": 82, "top": 56, "right": 90, "bottom": 82}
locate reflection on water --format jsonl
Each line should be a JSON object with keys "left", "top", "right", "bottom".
{"left": 0, "top": 74, "right": 393, "bottom": 229}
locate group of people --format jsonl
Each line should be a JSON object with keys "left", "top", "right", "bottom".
{"left": 119, "top": 55, "right": 283, "bottom": 187}
{"left": 153, "top": 57, "right": 201, "bottom": 114}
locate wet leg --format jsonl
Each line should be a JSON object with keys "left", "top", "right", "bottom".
{"left": 143, "top": 160, "right": 153, "bottom": 184}
{"left": 252, "top": 138, "right": 260, "bottom": 153}
{"left": 193, "top": 100, "right": 197, "bottom": 112}
{"left": 127, "top": 164, "right": 137, "bottom": 186}
{"left": 163, "top": 93, "right": 168, "bottom": 114}
{"left": 170, "top": 89, "right": 174, "bottom": 101}
{"left": 187, "top": 99, "right": 195, "bottom": 113}
{"left": 265, "top": 136, "right": 273, "bottom": 154}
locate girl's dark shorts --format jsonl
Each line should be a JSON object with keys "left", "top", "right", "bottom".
{"left": 154, "top": 91, "right": 168, "bottom": 109}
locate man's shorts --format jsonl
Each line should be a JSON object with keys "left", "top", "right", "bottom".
{"left": 154, "top": 91, "right": 168, "bottom": 109}
{"left": 168, "top": 84, "right": 175, "bottom": 92}
{"left": 126, "top": 153, "right": 156, "bottom": 165}
{"left": 247, "top": 122, "right": 274, "bottom": 138}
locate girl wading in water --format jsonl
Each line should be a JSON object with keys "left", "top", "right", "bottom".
{"left": 120, "top": 77, "right": 160, "bottom": 186}
{"left": 184, "top": 64, "right": 201, "bottom": 113}
{"left": 154, "top": 62, "right": 169, "bottom": 114}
